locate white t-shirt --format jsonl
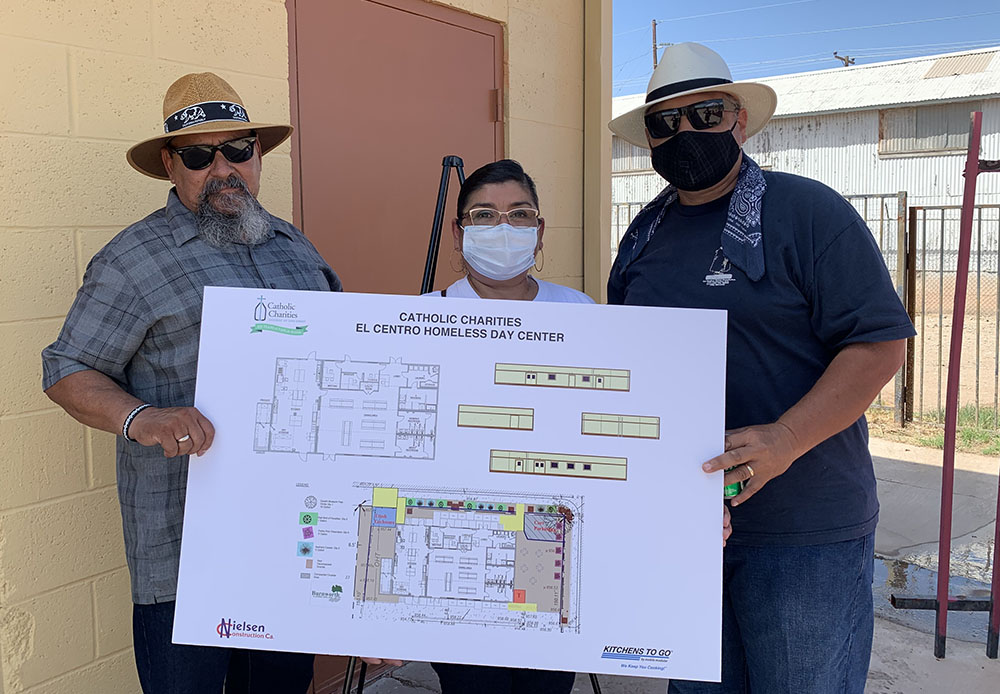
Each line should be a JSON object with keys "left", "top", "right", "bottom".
{"left": 425, "top": 276, "right": 595, "bottom": 304}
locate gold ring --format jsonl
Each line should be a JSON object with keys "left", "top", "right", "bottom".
{"left": 745, "top": 463, "right": 754, "bottom": 478}
{"left": 177, "top": 434, "right": 191, "bottom": 443}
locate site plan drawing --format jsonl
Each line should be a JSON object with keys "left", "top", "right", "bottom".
{"left": 495, "top": 363, "right": 631, "bottom": 391}
{"left": 352, "top": 484, "right": 581, "bottom": 633}
{"left": 254, "top": 354, "right": 439, "bottom": 460}
{"left": 489, "top": 449, "right": 629, "bottom": 481}
{"left": 581, "top": 413, "right": 661, "bottom": 439}
{"left": 177, "top": 287, "right": 727, "bottom": 682}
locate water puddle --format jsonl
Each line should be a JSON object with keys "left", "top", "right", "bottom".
{"left": 874, "top": 554, "right": 994, "bottom": 643}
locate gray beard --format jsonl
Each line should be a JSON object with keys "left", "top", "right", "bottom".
{"left": 196, "top": 175, "right": 272, "bottom": 249}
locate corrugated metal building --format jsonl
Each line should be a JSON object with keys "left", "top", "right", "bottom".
{"left": 611, "top": 46, "right": 1000, "bottom": 250}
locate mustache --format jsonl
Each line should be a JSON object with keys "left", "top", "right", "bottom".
{"left": 199, "top": 174, "right": 252, "bottom": 202}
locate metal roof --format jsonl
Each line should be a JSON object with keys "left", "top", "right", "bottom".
{"left": 612, "top": 46, "right": 1000, "bottom": 121}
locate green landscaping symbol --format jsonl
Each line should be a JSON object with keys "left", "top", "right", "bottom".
{"left": 299, "top": 512, "right": 317, "bottom": 526}
{"left": 331, "top": 585, "right": 343, "bottom": 593}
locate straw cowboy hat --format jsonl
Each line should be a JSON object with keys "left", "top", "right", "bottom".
{"left": 609, "top": 42, "right": 777, "bottom": 148}
{"left": 127, "top": 72, "right": 293, "bottom": 180}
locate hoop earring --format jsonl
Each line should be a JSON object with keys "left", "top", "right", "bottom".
{"left": 534, "top": 248, "right": 544, "bottom": 272}
{"left": 450, "top": 249, "right": 466, "bottom": 274}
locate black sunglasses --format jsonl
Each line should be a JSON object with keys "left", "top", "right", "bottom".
{"left": 168, "top": 134, "right": 257, "bottom": 171}
{"left": 644, "top": 99, "right": 736, "bottom": 140}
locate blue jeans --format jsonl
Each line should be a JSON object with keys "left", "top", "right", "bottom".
{"left": 132, "top": 601, "right": 314, "bottom": 694}
{"left": 431, "top": 662, "right": 575, "bottom": 694}
{"left": 669, "top": 533, "right": 875, "bottom": 694}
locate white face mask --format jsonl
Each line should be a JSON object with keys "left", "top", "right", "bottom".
{"left": 462, "top": 223, "right": 538, "bottom": 281}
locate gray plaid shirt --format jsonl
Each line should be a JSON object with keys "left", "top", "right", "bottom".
{"left": 42, "top": 190, "right": 341, "bottom": 603}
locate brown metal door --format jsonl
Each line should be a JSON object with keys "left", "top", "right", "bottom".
{"left": 289, "top": 0, "right": 504, "bottom": 296}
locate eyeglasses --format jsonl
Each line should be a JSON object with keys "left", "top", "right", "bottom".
{"left": 462, "top": 207, "right": 540, "bottom": 227}
{"left": 168, "top": 134, "right": 257, "bottom": 171}
{"left": 644, "top": 99, "right": 738, "bottom": 140}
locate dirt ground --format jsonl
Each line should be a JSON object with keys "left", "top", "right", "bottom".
{"left": 878, "top": 273, "right": 1000, "bottom": 425}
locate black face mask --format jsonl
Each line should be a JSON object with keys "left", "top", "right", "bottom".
{"left": 650, "top": 123, "right": 741, "bottom": 191}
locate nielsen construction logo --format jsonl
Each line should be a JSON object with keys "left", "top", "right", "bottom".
{"left": 216, "top": 617, "right": 275, "bottom": 641}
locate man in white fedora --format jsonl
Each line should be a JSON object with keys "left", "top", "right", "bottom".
{"left": 42, "top": 72, "right": 340, "bottom": 693}
{"left": 609, "top": 43, "right": 914, "bottom": 693}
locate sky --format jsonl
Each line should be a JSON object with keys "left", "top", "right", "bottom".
{"left": 613, "top": 0, "right": 1000, "bottom": 97}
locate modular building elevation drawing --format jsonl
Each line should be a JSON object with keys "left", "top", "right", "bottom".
{"left": 457, "top": 405, "right": 535, "bottom": 431}
{"left": 581, "top": 413, "right": 660, "bottom": 439}
{"left": 353, "top": 485, "right": 582, "bottom": 633}
{"left": 495, "top": 363, "right": 630, "bottom": 391}
{"left": 254, "top": 354, "right": 439, "bottom": 459}
{"left": 489, "top": 449, "right": 628, "bottom": 481}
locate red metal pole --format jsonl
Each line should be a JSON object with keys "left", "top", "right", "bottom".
{"left": 934, "top": 111, "right": 983, "bottom": 658}
{"left": 990, "top": 468, "right": 999, "bottom": 657}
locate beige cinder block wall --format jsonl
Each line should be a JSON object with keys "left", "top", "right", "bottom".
{"left": 0, "top": 0, "right": 610, "bottom": 691}
{"left": 0, "top": 1, "right": 293, "bottom": 692}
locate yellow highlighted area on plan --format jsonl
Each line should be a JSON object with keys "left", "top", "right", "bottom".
{"left": 372, "top": 487, "right": 399, "bottom": 508}
{"left": 500, "top": 503, "right": 525, "bottom": 531}
{"left": 508, "top": 602, "right": 538, "bottom": 612}
{"left": 396, "top": 497, "right": 407, "bottom": 524}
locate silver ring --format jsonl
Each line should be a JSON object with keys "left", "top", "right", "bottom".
{"left": 177, "top": 434, "right": 191, "bottom": 443}
{"left": 744, "top": 463, "right": 755, "bottom": 478}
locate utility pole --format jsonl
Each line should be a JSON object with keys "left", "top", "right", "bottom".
{"left": 652, "top": 20, "right": 658, "bottom": 70}
{"left": 651, "top": 20, "right": 671, "bottom": 70}
{"left": 833, "top": 51, "right": 856, "bottom": 67}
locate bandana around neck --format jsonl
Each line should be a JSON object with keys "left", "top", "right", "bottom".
{"left": 617, "top": 155, "right": 767, "bottom": 282}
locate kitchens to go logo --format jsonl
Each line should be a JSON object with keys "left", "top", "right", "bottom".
{"left": 216, "top": 617, "right": 274, "bottom": 640}
{"left": 251, "top": 295, "right": 308, "bottom": 336}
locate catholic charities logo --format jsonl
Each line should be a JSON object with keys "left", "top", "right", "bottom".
{"left": 216, "top": 617, "right": 274, "bottom": 640}
{"left": 251, "top": 295, "right": 308, "bottom": 336}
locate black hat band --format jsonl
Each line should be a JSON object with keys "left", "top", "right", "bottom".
{"left": 645, "top": 77, "right": 732, "bottom": 104}
{"left": 164, "top": 101, "right": 251, "bottom": 134}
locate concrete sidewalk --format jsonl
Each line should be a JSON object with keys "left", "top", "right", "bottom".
{"left": 356, "top": 438, "right": 1000, "bottom": 694}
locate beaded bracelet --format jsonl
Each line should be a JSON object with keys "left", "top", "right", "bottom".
{"left": 123, "top": 403, "right": 154, "bottom": 442}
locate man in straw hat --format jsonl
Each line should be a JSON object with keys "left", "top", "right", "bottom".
{"left": 42, "top": 72, "right": 340, "bottom": 693}
{"left": 609, "top": 43, "right": 914, "bottom": 693}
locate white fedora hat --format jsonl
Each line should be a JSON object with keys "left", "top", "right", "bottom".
{"left": 609, "top": 42, "right": 777, "bottom": 148}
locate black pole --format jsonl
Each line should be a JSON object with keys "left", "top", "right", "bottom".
{"left": 420, "top": 155, "right": 465, "bottom": 294}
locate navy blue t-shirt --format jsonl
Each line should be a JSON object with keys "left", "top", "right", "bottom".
{"left": 608, "top": 171, "right": 915, "bottom": 546}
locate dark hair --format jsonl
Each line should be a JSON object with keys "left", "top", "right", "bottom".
{"left": 456, "top": 159, "right": 540, "bottom": 219}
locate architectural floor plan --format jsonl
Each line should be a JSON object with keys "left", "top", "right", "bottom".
{"left": 353, "top": 485, "right": 582, "bottom": 633}
{"left": 254, "top": 355, "right": 439, "bottom": 459}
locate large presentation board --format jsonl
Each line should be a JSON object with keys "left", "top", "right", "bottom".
{"left": 174, "top": 287, "right": 727, "bottom": 682}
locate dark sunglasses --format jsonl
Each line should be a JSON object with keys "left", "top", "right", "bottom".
{"left": 168, "top": 134, "right": 257, "bottom": 171}
{"left": 644, "top": 99, "right": 736, "bottom": 140}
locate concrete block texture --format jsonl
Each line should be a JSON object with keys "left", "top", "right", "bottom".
{"left": 93, "top": 569, "right": 131, "bottom": 657}
{"left": 0, "top": 232, "right": 77, "bottom": 323}
{"left": 0, "top": 487, "right": 124, "bottom": 605}
{"left": 0, "top": 38, "right": 70, "bottom": 136}
{"left": 76, "top": 229, "right": 121, "bottom": 283}
{"left": 16, "top": 651, "right": 139, "bottom": 694}
{"left": 87, "top": 430, "right": 117, "bottom": 491}
{"left": 73, "top": 50, "right": 293, "bottom": 142}
{"left": 0, "top": 320, "right": 63, "bottom": 417}
{"left": 152, "top": 0, "right": 289, "bottom": 79}
{"left": 507, "top": 7, "right": 584, "bottom": 130}
{"left": 435, "top": 0, "right": 508, "bottom": 22}
{"left": 536, "top": 226, "right": 583, "bottom": 281}
{"left": 0, "top": 135, "right": 170, "bottom": 229}
{"left": 0, "top": 583, "right": 94, "bottom": 691}
{"left": 0, "top": 412, "right": 87, "bottom": 511}
{"left": 0, "top": 0, "right": 151, "bottom": 55}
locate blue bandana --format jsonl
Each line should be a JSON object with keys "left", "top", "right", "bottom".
{"left": 613, "top": 155, "right": 767, "bottom": 282}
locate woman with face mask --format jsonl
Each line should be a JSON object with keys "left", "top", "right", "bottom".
{"left": 423, "top": 159, "right": 588, "bottom": 693}
{"left": 426, "top": 159, "right": 594, "bottom": 306}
